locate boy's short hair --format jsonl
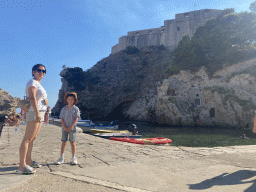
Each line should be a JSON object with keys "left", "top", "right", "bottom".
{"left": 64, "top": 92, "right": 78, "bottom": 105}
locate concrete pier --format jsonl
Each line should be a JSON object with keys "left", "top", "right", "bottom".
{"left": 1, "top": 124, "right": 256, "bottom": 191}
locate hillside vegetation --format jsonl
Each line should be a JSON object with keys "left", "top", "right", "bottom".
{"left": 165, "top": 7, "right": 256, "bottom": 77}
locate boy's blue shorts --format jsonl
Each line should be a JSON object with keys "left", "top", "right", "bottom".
{"left": 61, "top": 130, "right": 76, "bottom": 142}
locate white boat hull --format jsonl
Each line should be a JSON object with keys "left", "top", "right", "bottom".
{"left": 77, "top": 125, "right": 119, "bottom": 133}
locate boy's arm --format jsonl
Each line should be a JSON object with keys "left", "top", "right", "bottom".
{"left": 68, "top": 116, "right": 79, "bottom": 132}
{"left": 60, "top": 118, "right": 68, "bottom": 132}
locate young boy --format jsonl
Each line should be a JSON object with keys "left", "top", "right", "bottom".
{"left": 55, "top": 92, "right": 80, "bottom": 165}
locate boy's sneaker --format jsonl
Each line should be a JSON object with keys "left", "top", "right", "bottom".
{"left": 71, "top": 157, "right": 77, "bottom": 165}
{"left": 55, "top": 157, "right": 64, "bottom": 165}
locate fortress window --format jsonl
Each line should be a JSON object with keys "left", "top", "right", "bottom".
{"left": 161, "top": 29, "right": 164, "bottom": 33}
{"left": 149, "top": 31, "right": 152, "bottom": 34}
{"left": 184, "top": 13, "right": 189, "bottom": 17}
{"left": 195, "top": 98, "right": 200, "bottom": 106}
{"left": 136, "top": 32, "right": 139, "bottom": 35}
{"left": 177, "top": 27, "right": 180, "bottom": 31}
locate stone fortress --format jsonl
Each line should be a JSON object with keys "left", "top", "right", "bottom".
{"left": 111, "top": 9, "right": 222, "bottom": 54}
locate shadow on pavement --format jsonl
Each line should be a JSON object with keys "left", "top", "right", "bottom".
{"left": 0, "top": 166, "right": 18, "bottom": 175}
{"left": 188, "top": 170, "right": 256, "bottom": 191}
{"left": 0, "top": 166, "right": 17, "bottom": 172}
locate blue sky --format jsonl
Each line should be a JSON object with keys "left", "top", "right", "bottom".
{"left": 0, "top": 0, "right": 253, "bottom": 112}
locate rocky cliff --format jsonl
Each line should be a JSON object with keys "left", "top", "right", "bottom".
{"left": 52, "top": 46, "right": 172, "bottom": 120}
{"left": 155, "top": 58, "right": 256, "bottom": 128}
{"left": 52, "top": 46, "right": 256, "bottom": 128}
{"left": 0, "top": 88, "right": 20, "bottom": 123}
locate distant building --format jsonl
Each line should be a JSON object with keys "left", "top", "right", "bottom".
{"left": 111, "top": 9, "right": 222, "bottom": 54}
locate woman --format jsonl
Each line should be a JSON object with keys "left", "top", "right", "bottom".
{"left": 17, "top": 64, "right": 47, "bottom": 174}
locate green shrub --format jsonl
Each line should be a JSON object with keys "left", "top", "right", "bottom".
{"left": 63, "top": 67, "right": 100, "bottom": 91}
{"left": 124, "top": 46, "right": 140, "bottom": 55}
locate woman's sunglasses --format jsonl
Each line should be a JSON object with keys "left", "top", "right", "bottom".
{"left": 36, "top": 69, "right": 46, "bottom": 74}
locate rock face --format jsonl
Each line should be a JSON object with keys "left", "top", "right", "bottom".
{"left": 52, "top": 46, "right": 256, "bottom": 128}
{"left": 155, "top": 58, "right": 256, "bottom": 128}
{"left": 0, "top": 88, "right": 20, "bottom": 123}
{"left": 52, "top": 46, "right": 172, "bottom": 120}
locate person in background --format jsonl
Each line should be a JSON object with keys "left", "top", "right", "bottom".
{"left": 21, "top": 109, "right": 24, "bottom": 116}
{"left": 48, "top": 106, "right": 51, "bottom": 117}
{"left": 253, "top": 112, "right": 256, "bottom": 134}
{"left": 15, "top": 114, "right": 20, "bottom": 127}
{"left": 44, "top": 106, "right": 51, "bottom": 124}
{"left": 0, "top": 123, "right": 3, "bottom": 138}
{"left": 55, "top": 92, "right": 80, "bottom": 165}
{"left": 17, "top": 64, "right": 47, "bottom": 174}
{"left": 6, "top": 114, "right": 15, "bottom": 126}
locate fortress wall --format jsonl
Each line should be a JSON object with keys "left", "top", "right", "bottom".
{"left": 160, "top": 30, "right": 166, "bottom": 45}
{"left": 111, "top": 44, "right": 119, "bottom": 54}
{"left": 111, "top": 9, "right": 223, "bottom": 54}
{"left": 164, "top": 9, "right": 222, "bottom": 50}
{"left": 128, "top": 27, "right": 163, "bottom": 36}
{"left": 112, "top": 36, "right": 128, "bottom": 54}
{"left": 124, "top": 36, "right": 137, "bottom": 47}
{"left": 164, "top": 20, "right": 177, "bottom": 50}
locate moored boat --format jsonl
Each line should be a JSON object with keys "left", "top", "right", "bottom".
{"left": 93, "top": 133, "right": 142, "bottom": 139}
{"left": 110, "top": 137, "right": 172, "bottom": 145}
{"left": 77, "top": 120, "right": 119, "bottom": 132}
{"left": 91, "top": 129, "right": 130, "bottom": 134}
{"left": 93, "top": 125, "right": 119, "bottom": 130}
{"left": 78, "top": 124, "right": 119, "bottom": 133}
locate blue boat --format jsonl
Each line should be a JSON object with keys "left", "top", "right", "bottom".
{"left": 77, "top": 120, "right": 119, "bottom": 132}
{"left": 93, "top": 133, "right": 142, "bottom": 139}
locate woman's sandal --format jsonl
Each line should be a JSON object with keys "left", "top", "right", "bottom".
{"left": 31, "top": 161, "right": 42, "bottom": 168}
{"left": 16, "top": 165, "right": 36, "bottom": 174}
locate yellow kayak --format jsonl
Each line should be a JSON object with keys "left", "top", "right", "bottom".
{"left": 91, "top": 129, "right": 130, "bottom": 134}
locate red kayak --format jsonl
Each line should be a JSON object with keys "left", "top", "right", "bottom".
{"left": 110, "top": 137, "right": 172, "bottom": 145}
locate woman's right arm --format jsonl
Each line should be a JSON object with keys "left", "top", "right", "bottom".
{"left": 28, "top": 86, "right": 41, "bottom": 122}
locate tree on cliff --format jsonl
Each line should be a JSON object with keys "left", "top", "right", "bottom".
{"left": 169, "top": 34, "right": 207, "bottom": 74}
{"left": 166, "top": 8, "right": 256, "bottom": 77}
{"left": 62, "top": 67, "right": 100, "bottom": 91}
{"left": 250, "top": 1, "right": 256, "bottom": 13}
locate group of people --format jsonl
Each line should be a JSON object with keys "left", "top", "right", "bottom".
{"left": 16, "top": 64, "right": 80, "bottom": 174}
{"left": 0, "top": 113, "right": 20, "bottom": 138}
{"left": 5, "top": 113, "right": 20, "bottom": 126}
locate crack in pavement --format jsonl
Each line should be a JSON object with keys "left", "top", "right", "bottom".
{"left": 45, "top": 162, "right": 53, "bottom": 172}
{"left": 92, "top": 155, "right": 110, "bottom": 166}
{"left": 177, "top": 146, "right": 206, "bottom": 157}
{"left": 111, "top": 152, "right": 136, "bottom": 163}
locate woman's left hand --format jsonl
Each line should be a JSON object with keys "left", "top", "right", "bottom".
{"left": 36, "top": 113, "right": 41, "bottom": 122}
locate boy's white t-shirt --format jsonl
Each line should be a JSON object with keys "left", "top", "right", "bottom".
{"left": 26, "top": 79, "right": 47, "bottom": 111}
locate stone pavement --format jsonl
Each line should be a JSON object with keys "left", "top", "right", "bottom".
{"left": 1, "top": 124, "right": 256, "bottom": 192}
